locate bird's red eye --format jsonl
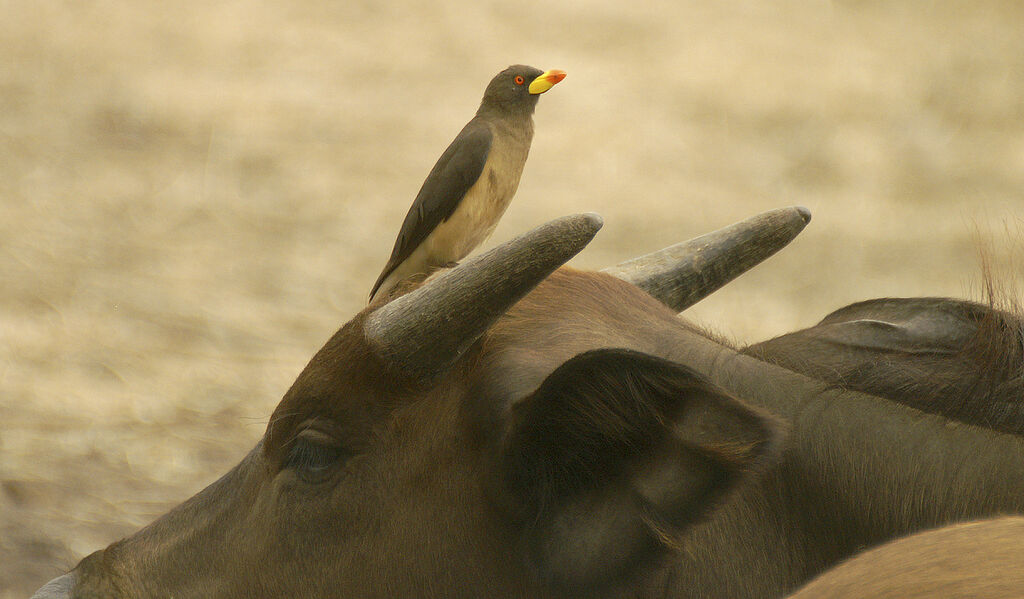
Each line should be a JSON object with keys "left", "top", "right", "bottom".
{"left": 514, "top": 75, "right": 525, "bottom": 85}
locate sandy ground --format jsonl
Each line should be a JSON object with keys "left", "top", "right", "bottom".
{"left": 2, "top": 1, "right": 1023, "bottom": 595}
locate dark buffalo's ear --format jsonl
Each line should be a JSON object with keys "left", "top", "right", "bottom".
{"left": 501, "top": 349, "right": 781, "bottom": 594}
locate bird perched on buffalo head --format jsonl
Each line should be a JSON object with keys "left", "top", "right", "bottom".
{"left": 369, "top": 65, "right": 566, "bottom": 302}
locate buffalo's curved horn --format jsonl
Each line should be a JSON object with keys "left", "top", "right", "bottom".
{"left": 602, "top": 206, "right": 811, "bottom": 312}
{"left": 364, "top": 213, "right": 603, "bottom": 377}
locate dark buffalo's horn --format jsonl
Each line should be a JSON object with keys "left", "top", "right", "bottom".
{"left": 364, "top": 213, "right": 603, "bottom": 377}
{"left": 602, "top": 206, "right": 811, "bottom": 312}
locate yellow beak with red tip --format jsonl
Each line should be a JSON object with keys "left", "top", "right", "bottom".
{"left": 529, "top": 69, "right": 567, "bottom": 95}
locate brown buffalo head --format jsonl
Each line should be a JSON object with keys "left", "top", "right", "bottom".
{"left": 34, "top": 209, "right": 809, "bottom": 599}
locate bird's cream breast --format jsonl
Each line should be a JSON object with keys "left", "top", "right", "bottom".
{"left": 423, "top": 119, "right": 533, "bottom": 264}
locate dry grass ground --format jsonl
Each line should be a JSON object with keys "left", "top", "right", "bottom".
{"left": 2, "top": 1, "right": 1022, "bottom": 595}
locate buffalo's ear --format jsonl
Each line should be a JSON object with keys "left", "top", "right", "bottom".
{"left": 501, "top": 349, "right": 781, "bottom": 594}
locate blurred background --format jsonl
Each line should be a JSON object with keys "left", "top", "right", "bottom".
{"left": 2, "top": 0, "right": 1022, "bottom": 594}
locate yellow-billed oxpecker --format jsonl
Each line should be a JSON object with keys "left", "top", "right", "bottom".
{"left": 369, "top": 65, "right": 566, "bottom": 302}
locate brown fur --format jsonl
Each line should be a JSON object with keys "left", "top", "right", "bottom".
{"left": 787, "top": 517, "right": 1024, "bottom": 598}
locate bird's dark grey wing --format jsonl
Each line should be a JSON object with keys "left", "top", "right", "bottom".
{"left": 370, "top": 119, "right": 493, "bottom": 298}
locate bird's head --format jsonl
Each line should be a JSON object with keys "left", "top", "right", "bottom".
{"left": 479, "top": 65, "right": 566, "bottom": 117}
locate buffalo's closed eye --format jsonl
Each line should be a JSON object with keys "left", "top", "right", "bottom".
{"left": 285, "top": 431, "right": 346, "bottom": 483}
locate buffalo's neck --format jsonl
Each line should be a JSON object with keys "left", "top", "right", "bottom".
{"left": 657, "top": 323, "right": 1024, "bottom": 598}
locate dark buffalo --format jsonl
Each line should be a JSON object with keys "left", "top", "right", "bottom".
{"left": 745, "top": 296, "right": 1024, "bottom": 435}
{"left": 32, "top": 209, "right": 1024, "bottom": 599}
{"left": 786, "top": 517, "right": 1024, "bottom": 598}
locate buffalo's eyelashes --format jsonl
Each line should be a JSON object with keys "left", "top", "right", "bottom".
{"left": 284, "top": 429, "right": 347, "bottom": 483}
